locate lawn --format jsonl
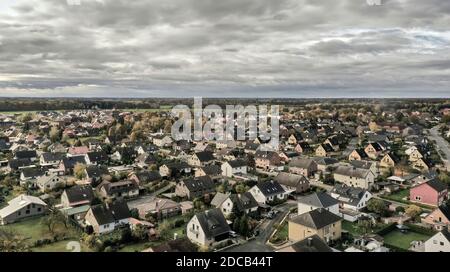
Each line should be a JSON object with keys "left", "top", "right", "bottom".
{"left": 32, "top": 240, "right": 92, "bottom": 252}
{"left": 382, "top": 229, "right": 431, "bottom": 250}
{"left": 383, "top": 189, "right": 409, "bottom": 203}
{"left": 269, "top": 221, "right": 288, "bottom": 244}
{"left": 0, "top": 216, "right": 81, "bottom": 246}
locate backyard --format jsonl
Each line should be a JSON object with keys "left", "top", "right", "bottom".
{"left": 382, "top": 229, "right": 432, "bottom": 250}
{"left": 0, "top": 216, "right": 82, "bottom": 249}
{"left": 342, "top": 220, "right": 388, "bottom": 237}
{"left": 383, "top": 189, "right": 409, "bottom": 203}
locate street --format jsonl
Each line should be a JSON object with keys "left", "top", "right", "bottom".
{"left": 222, "top": 202, "right": 295, "bottom": 252}
{"left": 429, "top": 126, "right": 450, "bottom": 171}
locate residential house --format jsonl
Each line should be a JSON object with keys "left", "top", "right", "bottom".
{"left": 188, "top": 151, "right": 216, "bottom": 167}
{"left": 153, "top": 135, "right": 173, "bottom": 147}
{"left": 364, "top": 142, "right": 387, "bottom": 159}
{"left": 423, "top": 205, "right": 450, "bottom": 231}
{"left": 84, "top": 201, "right": 131, "bottom": 234}
{"left": 331, "top": 184, "right": 373, "bottom": 212}
{"left": 313, "top": 157, "right": 339, "bottom": 173}
{"left": 40, "top": 152, "right": 66, "bottom": 167}
{"left": 289, "top": 158, "right": 318, "bottom": 177}
{"left": 195, "top": 165, "right": 222, "bottom": 179}
{"left": 221, "top": 159, "right": 248, "bottom": 177}
{"left": 85, "top": 151, "right": 109, "bottom": 165}
{"left": 60, "top": 156, "right": 87, "bottom": 175}
{"left": 380, "top": 152, "right": 401, "bottom": 169}
{"left": 175, "top": 176, "right": 216, "bottom": 199}
{"left": 0, "top": 194, "right": 47, "bottom": 225}
{"left": 97, "top": 180, "right": 139, "bottom": 201}
{"left": 133, "top": 197, "right": 182, "bottom": 219}
{"left": 424, "top": 228, "right": 450, "bottom": 252}
{"left": 410, "top": 179, "right": 448, "bottom": 207}
{"left": 159, "top": 162, "right": 192, "bottom": 178}
{"left": 297, "top": 192, "right": 340, "bottom": 216}
{"left": 333, "top": 165, "right": 375, "bottom": 190}
{"left": 111, "top": 147, "right": 137, "bottom": 163}
{"left": 129, "top": 171, "right": 161, "bottom": 186}
{"left": 348, "top": 149, "right": 368, "bottom": 161}
{"left": 211, "top": 192, "right": 258, "bottom": 217}
{"left": 315, "top": 144, "right": 334, "bottom": 157}
{"left": 277, "top": 235, "right": 333, "bottom": 252}
{"left": 288, "top": 208, "right": 342, "bottom": 243}
{"left": 294, "top": 142, "right": 312, "bottom": 154}
{"left": 186, "top": 208, "right": 231, "bottom": 247}
{"left": 36, "top": 172, "right": 66, "bottom": 192}
{"left": 19, "top": 167, "right": 46, "bottom": 185}
{"left": 249, "top": 181, "right": 287, "bottom": 204}
{"left": 61, "top": 185, "right": 95, "bottom": 208}
{"left": 68, "top": 146, "right": 89, "bottom": 157}
{"left": 348, "top": 160, "right": 378, "bottom": 178}
{"left": 274, "top": 172, "right": 310, "bottom": 194}
{"left": 14, "top": 150, "right": 37, "bottom": 161}
{"left": 85, "top": 165, "right": 110, "bottom": 184}
{"left": 254, "top": 150, "right": 281, "bottom": 170}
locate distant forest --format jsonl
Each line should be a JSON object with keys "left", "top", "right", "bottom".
{"left": 0, "top": 97, "right": 449, "bottom": 112}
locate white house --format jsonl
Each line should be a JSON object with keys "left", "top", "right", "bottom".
{"left": 249, "top": 181, "right": 287, "bottom": 204}
{"left": 186, "top": 208, "right": 231, "bottom": 247}
{"left": 84, "top": 202, "right": 131, "bottom": 235}
{"left": 424, "top": 229, "right": 450, "bottom": 252}
{"left": 331, "top": 184, "right": 373, "bottom": 211}
{"left": 221, "top": 159, "right": 247, "bottom": 177}
{"left": 36, "top": 173, "right": 66, "bottom": 192}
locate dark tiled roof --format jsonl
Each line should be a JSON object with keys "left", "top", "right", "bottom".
{"left": 196, "top": 208, "right": 231, "bottom": 239}
{"left": 201, "top": 165, "right": 221, "bottom": 175}
{"left": 15, "top": 150, "right": 37, "bottom": 159}
{"left": 91, "top": 201, "right": 131, "bottom": 225}
{"left": 275, "top": 172, "right": 309, "bottom": 188}
{"left": 230, "top": 192, "right": 259, "bottom": 212}
{"left": 41, "top": 152, "right": 65, "bottom": 162}
{"left": 438, "top": 205, "right": 450, "bottom": 221}
{"left": 135, "top": 170, "right": 161, "bottom": 183}
{"left": 62, "top": 156, "right": 86, "bottom": 170}
{"left": 286, "top": 235, "right": 333, "bottom": 252}
{"left": 195, "top": 151, "right": 215, "bottom": 162}
{"left": 183, "top": 176, "right": 215, "bottom": 192}
{"left": 87, "top": 151, "right": 109, "bottom": 163}
{"left": 256, "top": 181, "right": 285, "bottom": 197}
{"left": 100, "top": 180, "right": 139, "bottom": 195}
{"left": 8, "top": 158, "right": 32, "bottom": 170}
{"left": 65, "top": 185, "right": 95, "bottom": 204}
{"left": 85, "top": 165, "right": 109, "bottom": 178}
{"left": 289, "top": 208, "right": 341, "bottom": 229}
{"left": 289, "top": 158, "right": 315, "bottom": 169}
{"left": 228, "top": 159, "right": 247, "bottom": 168}
{"left": 21, "top": 167, "right": 46, "bottom": 178}
{"left": 426, "top": 179, "right": 448, "bottom": 192}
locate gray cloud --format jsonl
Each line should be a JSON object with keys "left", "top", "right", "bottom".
{"left": 0, "top": 0, "right": 449, "bottom": 97}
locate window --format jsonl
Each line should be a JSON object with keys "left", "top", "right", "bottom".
{"left": 32, "top": 204, "right": 35, "bottom": 208}
{"left": 440, "top": 242, "right": 444, "bottom": 246}
{"left": 18, "top": 211, "right": 21, "bottom": 216}
{"left": 415, "top": 196, "right": 421, "bottom": 201}
{"left": 26, "top": 210, "right": 30, "bottom": 214}
{"left": 37, "top": 208, "right": 41, "bottom": 212}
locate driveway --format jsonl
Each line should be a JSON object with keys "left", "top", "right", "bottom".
{"left": 222, "top": 202, "right": 295, "bottom": 252}
{"left": 429, "top": 125, "right": 450, "bottom": 171}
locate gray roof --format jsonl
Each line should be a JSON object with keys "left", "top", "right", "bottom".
{"left": 349, "top": 160, "right": 374, "bottom": 170}
{"left": 289, "top": 158, "right": 315, "bottom": 169}
{"left": 280, "top": 235, "right": 333, "bottom": 252}
{"left": 289, "top": 208, "right": 341, "bottom": 229}
{"left": 256, "top": 181, "right": 285, "bottom": 197}
{"left": 196, "top": 208, "right": 231, "bottom": 239}
{"left": 334, "top": 165, "right": 371, "bottom": 179}
{"left": 90, "top": 201, "right": 130, "bottom": 225}
{"left": 298, "top": 192, "right": 339, "bottom": 209}
{"left": 275, "top": 172, "right": 309, "bottom": 188}
{"left": 211, "top": 192, "right": 231, "bottom": 207}
{"left": 331, "top": 184, "right": 368, "bottom": 206}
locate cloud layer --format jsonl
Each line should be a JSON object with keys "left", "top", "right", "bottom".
{"left": 0, "top": 0, "right": 449, "bottom": 97}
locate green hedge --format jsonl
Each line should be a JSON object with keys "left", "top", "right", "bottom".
{"left": 404, "top": 223, "right": 436, "bottom": 236}
{"left": 375, "top": 223, "right": 397, "bottom": 236}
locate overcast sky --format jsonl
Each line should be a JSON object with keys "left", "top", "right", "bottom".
{"left": 0, "top": 0, "right": 449, "bottom": 98}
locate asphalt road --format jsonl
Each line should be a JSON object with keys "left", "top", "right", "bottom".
{"left": 223, "top": 202, "right": 295, "bottom": 252}
{"left": 429, "top": 126, "right": 450, "bottom": 171}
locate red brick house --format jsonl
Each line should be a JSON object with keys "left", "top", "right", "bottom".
{"left": 410, "top": 179, "right": 448, "bottom": 207}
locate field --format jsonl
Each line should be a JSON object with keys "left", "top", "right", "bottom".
{"left": 382, "top": 229, "right": 431, "bottom": 250}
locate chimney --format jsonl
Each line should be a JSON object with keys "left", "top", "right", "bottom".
{"left": 307, "top": 237, "right": 313, "bottom": 247}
